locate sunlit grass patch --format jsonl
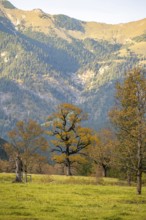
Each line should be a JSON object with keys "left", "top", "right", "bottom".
{"left": 0, "top": 173, "right": 146, "bottom": 220}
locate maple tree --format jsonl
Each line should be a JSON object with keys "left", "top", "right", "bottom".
{"left": 46, "top": 103, "right": 94, "bottom": 176}
{"left": 90, "top": 129, "right": 115, "bottom": 177}
{"left": 5, "top": 119, "right": 48, "bottom": 182}
{"left": 109, "top": 68, "right": 146, "bottom": 194}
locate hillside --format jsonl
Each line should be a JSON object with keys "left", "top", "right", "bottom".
{"left": 0, "top": 137, "right": 7, "bottom": 159}
{"left": 0, "top": 0, "right": 146, "bottom": 137}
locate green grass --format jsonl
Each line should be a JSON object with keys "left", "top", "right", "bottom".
{"left": 0, "top": 173, "right": 146, "bottom": 220}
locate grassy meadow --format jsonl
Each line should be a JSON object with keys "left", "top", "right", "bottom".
{"left": 0, "top": 173, "right": 146, "bottom": 220}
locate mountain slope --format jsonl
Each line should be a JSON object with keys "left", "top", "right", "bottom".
{"left": 0, "top": 0, "right": 146, "bottom": 137}
{"left": 0, "top": 137, "right": 8, "bottom": 159}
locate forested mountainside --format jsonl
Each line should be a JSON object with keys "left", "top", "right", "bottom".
{"left": 0, "top": 137, "right": 7, "bottom": 159}
{"left": 0, "top": 0, "right": 146, "bottom": 137}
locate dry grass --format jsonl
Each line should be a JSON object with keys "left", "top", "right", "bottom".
{"left": 3, "top": 7, "right": 146, "bottom": 43}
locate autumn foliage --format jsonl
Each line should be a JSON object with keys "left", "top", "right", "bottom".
{"left": 46, "top": 103, "right": 94, "bottom": 175}
{"left": 5, "top": 120, "right": 49, "bottom": 181}
{"left": 109, "top": 68, "right": 146, "bottom": 194}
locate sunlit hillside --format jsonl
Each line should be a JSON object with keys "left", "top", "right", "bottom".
{"left": 1, "top": 1, "right": 146, "bottom": 43}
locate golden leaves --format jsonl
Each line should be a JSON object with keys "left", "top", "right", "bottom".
{"left": 46, "top": 103, "right": 93, "bottom": 166}
{"left": 6, "top": 119, "right": 49, "bottom": 170}
{"left": 109, "top": 68, "right": 146, "bottom": 173}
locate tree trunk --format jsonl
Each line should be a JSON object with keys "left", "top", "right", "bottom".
{"left": 137, "top": 138, "right": 142, "bottom": 195}
{"left": 66, "top": 158, "right": 72, "bottom": 176}
{"left": 102, "top": 165, "right": 108, "bottom": 177}
{"left": 14, "top": 156, "right": 23, "bottom": 182}
{"left": 24, "top": 165, "right": 28, "bottom": 182}
{"left": 127, "top": 170, "right": 131, "bottom": 186}
{"left": 137, "top": 170, "right": 142, "bottom": 195}
{"left": 66, "top": 166, "right": 72, "bottom": 176}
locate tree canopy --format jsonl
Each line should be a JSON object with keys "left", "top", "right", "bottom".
{"left": 5, "top": 119, "right": 49, "bottom": 182}
{"left": 46, "top": 103, "right": 94, "bottom": 175}
{"left": 109, "top": 68, "right": 146, "bottom": 194}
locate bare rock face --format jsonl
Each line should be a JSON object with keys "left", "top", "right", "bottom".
{"left": 32, "top": 9, "right": 44, "bottom": 14}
